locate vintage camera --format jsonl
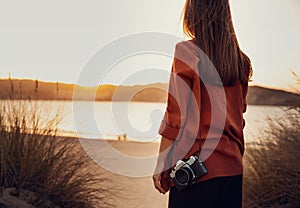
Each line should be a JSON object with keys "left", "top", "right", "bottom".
{"left": 169, "top": 156, "right": 208, "bottom": 191}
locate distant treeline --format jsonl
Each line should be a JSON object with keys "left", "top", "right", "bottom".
{"left": 0, "top": 79, "right": 300, "bottom": 106}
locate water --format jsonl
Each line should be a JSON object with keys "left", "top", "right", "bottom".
{"left": 1, "top": 100, "right": 287, "bottom": 143}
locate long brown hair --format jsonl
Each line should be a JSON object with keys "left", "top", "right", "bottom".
{"left": 182, "top": 0, "right": 252, "bottom": 86}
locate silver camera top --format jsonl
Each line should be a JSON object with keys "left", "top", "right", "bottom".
{"left": 170, "top": 160, "right": 186, "bottom": 178}
{"left": 186, "top": 156, "right": 198, "bottom": 166}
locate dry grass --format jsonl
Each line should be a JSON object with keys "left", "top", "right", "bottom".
{"left": 0, "top": 79, "right": 116, "bottom": 208}
{"left": 243, "top": 73, "right": 300, "bottom": 208}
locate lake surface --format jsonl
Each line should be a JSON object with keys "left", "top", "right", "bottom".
{"left": 2, "top": 100, "right": 287, "bottom": 143}
{"left": 38, "top": 101, "right": 288, "bottom": 143}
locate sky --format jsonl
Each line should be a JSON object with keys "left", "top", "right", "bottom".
{"left": 0, "top": 0, "right": 299, "bottom": 90}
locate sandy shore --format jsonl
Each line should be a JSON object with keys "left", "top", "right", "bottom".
{"left": 82, "top": 139, "right": 169, "bottom": 208}
{"left": 0, "top": 138, "right": 168, "bottom": 208}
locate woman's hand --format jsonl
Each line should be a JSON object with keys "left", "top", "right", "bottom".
{"left": 153, "top": 136, "right": 174, "bottom": 194}
{"left": 152, "top": 173, "right": 168, "bottom": 194}
{"left": 153, "top": 162, "right": 168, "bottom": 194}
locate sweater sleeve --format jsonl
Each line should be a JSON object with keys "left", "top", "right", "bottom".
{"left": 158, "top": 42, "right": 195, "bottom": 140}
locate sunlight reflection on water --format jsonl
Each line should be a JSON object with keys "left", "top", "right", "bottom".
{"left": 6, "top": 100, "right": 287, "bottom": 143}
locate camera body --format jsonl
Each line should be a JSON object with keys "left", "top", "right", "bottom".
{"left": 169, "top": 156, "right": 208, "bottom": 191}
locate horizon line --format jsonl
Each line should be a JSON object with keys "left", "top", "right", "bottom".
{"left": 0, "top": 77, "right": 297, "bottom": 93}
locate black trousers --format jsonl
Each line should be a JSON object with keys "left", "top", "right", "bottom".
{"left": 168, "top": 175, "right": 243, "bottom": 208}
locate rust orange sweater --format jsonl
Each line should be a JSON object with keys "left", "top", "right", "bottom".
{"left": 158, "top": 40, "right": 250, "bottom": 183}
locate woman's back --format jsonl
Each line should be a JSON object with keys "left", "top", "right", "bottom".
{"left": 158, "top": 40, "right": 251, "bottom": 182}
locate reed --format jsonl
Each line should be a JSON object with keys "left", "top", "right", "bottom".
{"left": 243, "top": 73, "right": 300, "bottom": 208}
{"left": 0, "top": 79, "right": 115, "bottom": 208}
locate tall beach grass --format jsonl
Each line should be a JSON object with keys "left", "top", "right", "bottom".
{"left": 243, "top": 73, "right": 300, "bottom": 208}
{"left": 0, "top": 79, "right": 115, "bottom": 207}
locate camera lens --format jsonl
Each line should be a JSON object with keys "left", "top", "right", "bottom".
{"left": 175, "top": 168, "right": 190, "bottom": 185}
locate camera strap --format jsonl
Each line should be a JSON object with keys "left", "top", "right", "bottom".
{"left": 198, "top": 78, "right": 204, "bottom": 161}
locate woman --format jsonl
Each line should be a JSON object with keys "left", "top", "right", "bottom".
{"left": 153, "top": 0, "right": 253, "bottom": 208}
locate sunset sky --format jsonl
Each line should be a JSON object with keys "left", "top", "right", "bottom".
{"left": 0, "top": 0, "right": 299, "bottom": 90}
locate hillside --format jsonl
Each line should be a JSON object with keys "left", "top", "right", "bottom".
{"left": 0, "top": 79, "right": 299, "bottom": 106}
{"left": 247, "top": 86, "right": 300, "bottom": 106}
